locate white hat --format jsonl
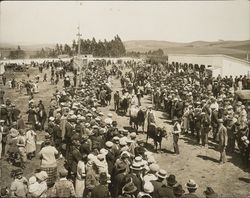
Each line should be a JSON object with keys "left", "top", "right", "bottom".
{"left": 119, "top": 139, "right": 127, "bottom": 146}
{"left": 97, "top": 154, "right": 105, "bottom": 161}
{"left": 29, "top": 176, "right": 37, "bottom": 185}
{"left": 35, "top": 171, "right": 48, "bottom": 182}
{"left": 149, "top": 163, "right": 159, "bottom": 172}
{"left": 143, "top": 182, "right": 154, "bottom": 193}
{"left": 100, "top": 148, "right": 108, "bottom": 156}
{"left": 156, "top": 169, "right": 168, "bottom": 178}
{"left": 185, "top": 179, "right": 199, "bottom": 189}
{"left": 107, "top": 113, "right": 113, "bottom": 117}
{"left": 105, "top": 141, "right": 113, "bottom": 148}
{"left": 130, "top": 162, "right": 143, "bottom": 170}
{"left": 49, "top": 117, "right": 55, "bottom": 121}
{"left": 130, "top": 132, "right": 137, "bottom": 138}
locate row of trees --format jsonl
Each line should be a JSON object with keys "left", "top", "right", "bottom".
{"left": 32, "top": 35, "right": 126, "bottom": 58}
{"left": 127, "top": 48, "right": 165, "bottom": 58}
{"left": 8, "top": 46, "right": 26, "bottom": 59}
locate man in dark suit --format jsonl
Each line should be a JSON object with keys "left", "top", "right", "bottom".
{"left": 121, "top": 163, "right": 143, "bottom": 196}
{"left": 156, "top": 174, "right": 177, "bottom": 198}
{"left": 10, "top": 104, "right": 21, "bottom": 124}
{"left": 37, "top": 106, "right": 47, "bottom": 130}
{"left": 91, "top": 172, "right": 111, "bottom": 198}
{"left": 112, "top": 161, "right": 128, "bottom": 197}
{"left": 151, "top": 169, "right": 168, "bottom": 198}
{"left": 65, "top": 116, "right": 76, "bottom": 160}
{"left": 0, "top": 104, "right": 8, "bottom": 124}
{"left": 105, "top": 141, "right": 116, "bottom": 175}
{"left": 182, "top": 179, "right": 199, "bottom": 198}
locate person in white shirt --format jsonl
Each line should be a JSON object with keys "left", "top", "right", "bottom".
{"left": 75, "top": 153, "right": 87, "bottom": 197}
{"left": 172, "top": 117, "right": 181, "bottom": 155}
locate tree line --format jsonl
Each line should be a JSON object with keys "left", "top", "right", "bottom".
{"left": 31, "top": 35, "right": 126, "bottom": 58}
{"left": 8, "top": 46, "right": 26, "bottom": 59}
{"left": 126, "top": 48, "right": 165, "bottom": 58}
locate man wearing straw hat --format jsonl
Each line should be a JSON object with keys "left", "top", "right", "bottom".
{"left": 172, "top": 117, "right": 181, "bottom": 155}
{"left": 183, "top": 179, "right": 199, "bottom": 198}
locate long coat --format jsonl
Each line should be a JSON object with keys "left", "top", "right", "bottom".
{"left": 27, "top": 108, "right": 37, "bottom": 126}
{"left": 91, "top": 184, "right": 110, "bottom": 198}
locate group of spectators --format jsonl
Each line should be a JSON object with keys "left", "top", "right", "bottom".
{"left": 0, "top": 58, "right": 249, "bottom": 198}
{"left": 127, "top": 62, "right": 249, "bottom": 166}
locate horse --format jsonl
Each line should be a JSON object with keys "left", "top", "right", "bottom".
{"left": 119, "top": 97, "right": 129, "bottom": 115}
{"left": 146, "top": 123, "right": 167, "bottom": 152}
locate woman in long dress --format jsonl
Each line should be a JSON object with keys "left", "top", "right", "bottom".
{"left": 26, "top": 126, "right": 37, "bottom": 160}
{"left": 75, "top": 154, "right": 87, "bottom": 197}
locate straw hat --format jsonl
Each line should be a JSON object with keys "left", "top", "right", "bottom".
{"left": 130, "top": 162, "right": 143, "bottom": 171}
{"left": 149, "top": 163, "right": 159, "bottom": 173}
{"left": 156, "top": 169, "right": 168, "bottom": 179}
{"left": 185, "top": 179, "right": 199, "bottom": 189}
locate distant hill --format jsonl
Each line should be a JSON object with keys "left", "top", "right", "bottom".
{"left": 1, "top": 40, "right": 250, "bottom": 60}
{"left": 124, "top": 40, "right": 250, "bottom": 60}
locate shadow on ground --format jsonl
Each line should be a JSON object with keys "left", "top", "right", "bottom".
{"left": 196, "top": 154, "right": 220, "bottom": 163}
{"left": 238, "top": 177, "right": 250, "bottom": 183}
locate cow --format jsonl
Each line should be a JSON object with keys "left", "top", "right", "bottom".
{"left": 146, "top": 123, "right": 167, "bottom": 152}
{"left": 129, "top": 107, "right": 147, "bottom": 132}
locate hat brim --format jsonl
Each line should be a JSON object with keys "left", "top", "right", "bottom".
{"left": 156, "top": 173, "right": 168, "bottom": 179}
{"left": 185, "top": 184, "right": 198, "bottom": 189}
{"left": 130, "top": 167, "right": 142, "bottom": 171}
{"left": 123, "top": 186, "right": 137, "bottom": 194}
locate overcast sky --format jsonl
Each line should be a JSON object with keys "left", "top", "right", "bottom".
{"left": 0, "top": 1, "right": 249, "bottom": 45}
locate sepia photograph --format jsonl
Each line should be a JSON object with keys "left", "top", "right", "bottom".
{"left": 0, "top": 1, "right": 250, "bottom": 197}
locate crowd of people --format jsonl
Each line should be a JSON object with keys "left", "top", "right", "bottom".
{"left": 0, "top": 58, "right": 249, "bottom": 198}
{"left": 121, "top": 62, "right": 250, "bottom": 166}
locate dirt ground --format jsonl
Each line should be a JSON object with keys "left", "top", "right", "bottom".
{"left": 1, "top": 66, "right": 250, "bottom": 197}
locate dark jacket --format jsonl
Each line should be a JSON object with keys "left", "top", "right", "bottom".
{"left": 91, "top": 184, "right": 110, "bottom": 198}
{"left": 156, "top": 184, "right": 175, "bottom": 198}
{"left": 113, "top": 172, "right": 126, "bottom": 197}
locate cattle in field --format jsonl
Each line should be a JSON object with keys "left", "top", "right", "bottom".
{"left": 129, "top": 106, "right": 147, "bottom": 132}
{"left": 146, "top": 123, "right": 167, "bottom": 151}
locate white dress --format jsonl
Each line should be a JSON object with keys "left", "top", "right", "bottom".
{"left": 75, "top": 160, "right": 86, "bottom": 197}
{"left": 26, "top": 130, "right": 36, "bottom": 154}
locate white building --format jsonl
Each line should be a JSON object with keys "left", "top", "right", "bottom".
{"left": 168, "top": 54, "right": 250, "bottom": 77}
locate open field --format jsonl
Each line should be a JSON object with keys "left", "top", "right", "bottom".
{"left": 124, "top": 40, "right": 250, "bottom": 60}
{"left": 0, "top": 66, "right": 250, "bottom": 197}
